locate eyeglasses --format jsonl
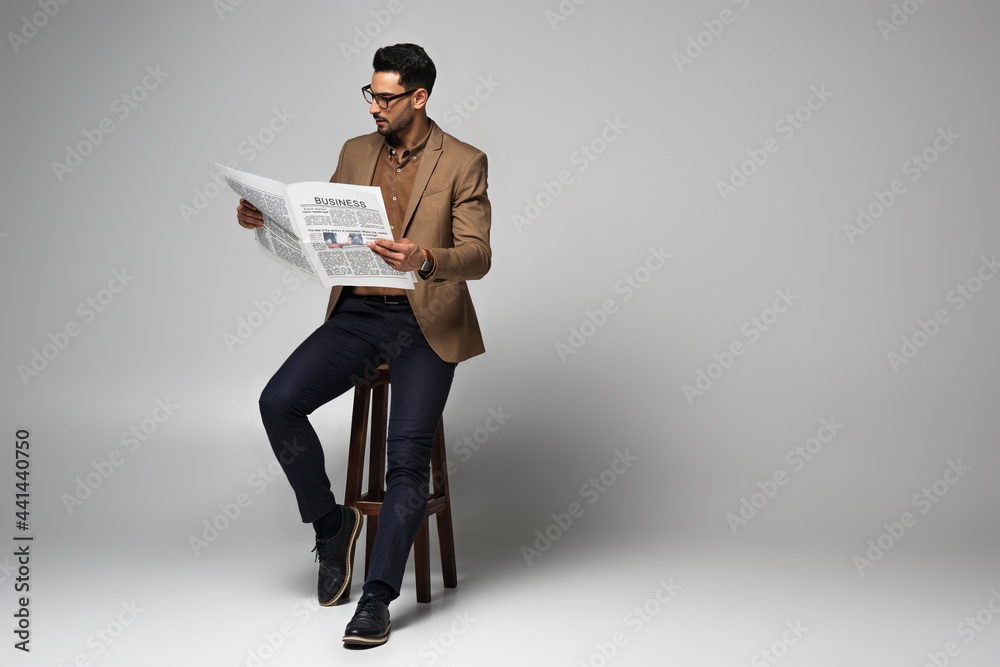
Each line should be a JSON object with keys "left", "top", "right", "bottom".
{"left": 362, "top": 85, "right": 417, "bottom": 109}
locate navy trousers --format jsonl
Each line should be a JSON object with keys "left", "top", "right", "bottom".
{"left": 258, "top": 294, "right": 456, "bottom": 597}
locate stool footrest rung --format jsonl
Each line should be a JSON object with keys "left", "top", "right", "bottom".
{"left": 426, "top": 497, "right": 447, "bottom": 515}
{"left": 353, "top": 500, "right": 384, "bottom": 515}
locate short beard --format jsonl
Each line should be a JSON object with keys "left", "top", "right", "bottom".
{"left": 376, "top": 100, "right": 414, "bottom": 137}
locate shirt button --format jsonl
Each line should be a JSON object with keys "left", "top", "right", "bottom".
{"left": 396, "top": 168, "right": 401, "bottom": 172}
{"left": 392, "top": 196, "right": 397, "bottom": 201}
{"left": 390, "top": 149, "right": 395, "bottom": 154}
{"left": 411, "top": 156, "right": 416, "bottom": 161}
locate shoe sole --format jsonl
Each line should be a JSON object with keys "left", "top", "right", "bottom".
{"left": 319, "top": 506, "right": 362, "bottom": 607}
{"left": 342, "top": 623, "right": 391, "bottom": 646}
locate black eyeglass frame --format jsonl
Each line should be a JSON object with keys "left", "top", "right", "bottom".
{"left": 362, "top": 85, "right": 418, "bottom": 109}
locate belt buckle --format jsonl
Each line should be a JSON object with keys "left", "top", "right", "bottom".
{"left": 383, "top": 295, "right": 406, "bottom": 305}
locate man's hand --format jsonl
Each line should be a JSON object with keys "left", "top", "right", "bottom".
{"left": 368, "top": 238, "right": 425, "bottom": 272}
{"left": 237, "top": 198, "right": 264, "bottom": 229}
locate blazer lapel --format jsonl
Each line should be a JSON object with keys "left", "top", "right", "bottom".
{"left": 359, "top": 134, "right": 382, "bottom": 185}
{"left": 401, "top": 122, "right": 443, "bottom": 237}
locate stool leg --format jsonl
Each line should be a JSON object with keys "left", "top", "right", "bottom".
{"left": 364, "top": 382, "right": 389, "bottom": 581}
{"left": 369, "top": 383, "right": 389, "bottom": 504}
{"left": 436, "top": 514, "right": 458, "bottom": 589}
{"left": 430, "top": 420, "right": 458, "bottom": 589}
{"left": 414, "top": 517, "right": 431, "bottom": 603}
{"left": 342, "top": 385, "right": 371, "bottom": 601}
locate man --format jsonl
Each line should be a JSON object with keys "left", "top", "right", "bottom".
{"left": 236, "top": 43, "right": 491, "bottom": 647}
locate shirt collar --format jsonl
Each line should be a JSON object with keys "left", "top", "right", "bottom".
{"left": 383, "top": 119, "right": 434, "bottom": 164}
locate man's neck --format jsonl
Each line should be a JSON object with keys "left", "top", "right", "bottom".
{"left": 389, "top": 114, "right": 430, "bottom": 153}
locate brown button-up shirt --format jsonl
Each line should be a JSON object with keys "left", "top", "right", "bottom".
{"left": 353, "top": 122, "right": 434, "bottom": 296}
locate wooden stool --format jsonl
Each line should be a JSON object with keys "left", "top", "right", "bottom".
{"left": 342, "top": 365, "right": 458, "bottom": 603}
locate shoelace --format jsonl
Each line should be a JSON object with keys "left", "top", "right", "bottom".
{"left": 356, "top": 595, "right": 384, "bottom": 616}
{"left": 312, "top": 539, "right": 335, "bottom": 563}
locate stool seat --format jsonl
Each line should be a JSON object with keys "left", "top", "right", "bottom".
{"left": 342, "top": 365, "right": 457, "bottom": 603}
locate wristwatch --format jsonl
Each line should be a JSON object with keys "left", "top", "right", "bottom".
{"left": 419, "top": 249, "right": 433, "bottom": 274}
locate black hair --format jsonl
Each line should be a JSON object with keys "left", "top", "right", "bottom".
{"left": 372, "top": 43, "right": 436, "bottom": 96}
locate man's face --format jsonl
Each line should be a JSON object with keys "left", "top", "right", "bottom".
{"left": 369, "top": 71, "right": 413, "bottom": 137}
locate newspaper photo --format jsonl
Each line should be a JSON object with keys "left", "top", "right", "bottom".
{"left": 218, "top": 163, "right": 416, "bottom": 289}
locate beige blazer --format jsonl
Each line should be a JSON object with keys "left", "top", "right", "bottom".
{"left": 324, "top": 120, "right": 491, "bottom": 363}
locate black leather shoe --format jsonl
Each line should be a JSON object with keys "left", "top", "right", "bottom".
{"left": 312, "top": 505, "right": 361, "bottom": 606}
{"left": 342, "top": 594, "right": 391, "bottom": 646}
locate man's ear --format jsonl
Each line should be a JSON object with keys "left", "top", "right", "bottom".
{"left": 412, "top": 88, "right": 429, "bottom": 110}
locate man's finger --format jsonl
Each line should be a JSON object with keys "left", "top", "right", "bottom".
{"left": 369, "top": 241, "right": 398, "bottom": 256}
{"left": 240, "top": 207, "right": 263, "bottom": 220}
{"left": 372, "top": 238, "right": 401, "bottom": 252}
{"left": 237, "top": 209, "right": 264, "bottom": 228}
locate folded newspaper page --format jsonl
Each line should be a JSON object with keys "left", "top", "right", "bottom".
{"left": 218, "top": 163, "right": 416, "bottom": 289}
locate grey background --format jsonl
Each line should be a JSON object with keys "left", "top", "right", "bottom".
{"left": 3, "top": 0, "right": 999, "bottom": 664}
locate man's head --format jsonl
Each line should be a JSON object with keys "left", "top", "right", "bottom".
{"left": 366, "top": 43, "right": 436, "bottom": 137}
{"left": 373, "top": 43, "right": 436, "bottom": 97}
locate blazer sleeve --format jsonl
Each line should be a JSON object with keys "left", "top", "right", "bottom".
{"left": 428, "top": 151, "right": 492, "bottom": 282}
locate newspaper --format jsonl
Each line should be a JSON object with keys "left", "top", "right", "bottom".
{"left": 218, "top": 163, "right": 416, "bottom": 289}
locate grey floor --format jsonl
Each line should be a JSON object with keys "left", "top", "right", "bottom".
{"left": 16, "top": 416, "right": 1000, "bottom": 666}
